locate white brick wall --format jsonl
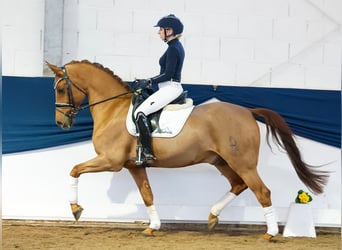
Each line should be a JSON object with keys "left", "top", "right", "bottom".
{"left": 185, "top": 37, "right": 220, "bottom": 60}
{"left": 220, "top": 38, "right": 254, "bottom": 62}
{"left": 238, "top": 16, "right": 273, "bottom": 39}
{"left": 2, "top": 0, "right": 45, "bottom": 76}
{"left": 2, "top": 0, "right": 341, "bottom": 90}
{"left": 273, "top": 17, "right": 308, "bottom": 42}
{"left": 64, "top": 0, "right": 340, "bottom": 89}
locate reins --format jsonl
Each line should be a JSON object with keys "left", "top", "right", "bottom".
{"left": 76, "top": 90, "right": 133, "bottom": 111}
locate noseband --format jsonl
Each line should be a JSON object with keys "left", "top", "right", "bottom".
{"left": 54, "top": 66, "right": 133, "bottom": 120}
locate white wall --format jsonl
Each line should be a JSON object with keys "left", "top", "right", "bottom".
{"left": 2, "top": 0, "right": 341, "bottom": 89}
{"left": 2, "top": 122, "right": 340, "bottom": 227}
{"left": 2, "top": 0, "right": 45, "bottom": 76}
{"left": 61, "top": 0, "right": 341, "bottom": 89}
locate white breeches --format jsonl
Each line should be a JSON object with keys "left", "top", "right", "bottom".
{"left": 134, "top": 81, "right": 183, "bottom": 118}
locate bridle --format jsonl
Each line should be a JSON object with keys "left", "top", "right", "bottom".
{"left": 54, "top": 66, "right": 133, "bottom": 120}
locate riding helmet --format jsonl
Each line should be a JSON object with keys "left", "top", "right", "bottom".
{"left": 154, "top": 14, "right": 184, "bottom": 35}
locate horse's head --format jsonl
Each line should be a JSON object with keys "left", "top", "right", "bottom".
{"left": 46, "top": 61, "right": 88, "bottom": 130}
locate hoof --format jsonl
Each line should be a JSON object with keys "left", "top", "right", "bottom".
{"left": 71, "top": 204, "right": 83, "bottom": 221}
{"left": 141, "top": 227, "right": 155, "bottom": 237}
{"left": 262, "top": 233, "right": 274, "bottom": 241}
{"left": 208, "top": 213, "right": 219, "bottom": 231}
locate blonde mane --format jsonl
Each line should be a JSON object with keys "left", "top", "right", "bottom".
{"left": 66, "top": 60, "right": 130, "bottom": 90}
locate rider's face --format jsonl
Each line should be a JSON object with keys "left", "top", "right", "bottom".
{"left": 158, "top": 27, "right": 165, "bottom": 40}
{"left": 158, "top": 27, "right": 172, "bottom": 41}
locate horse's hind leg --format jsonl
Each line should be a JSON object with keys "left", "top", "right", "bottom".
{"left": 239, "top": 169, "right": 279, "bottom": 240}
{"left": 208, "top": 162, "right": 248, "bottom": 231}
{"left": 128, "top": 167, "right": 161, "bottom": 236}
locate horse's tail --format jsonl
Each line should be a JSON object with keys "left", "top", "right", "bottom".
{"left": 250, "top": 108, "right": 329, "bottom": 194}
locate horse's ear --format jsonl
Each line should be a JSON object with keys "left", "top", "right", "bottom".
{"left": 45, "top": 61, "right": 63, "bottom": 77}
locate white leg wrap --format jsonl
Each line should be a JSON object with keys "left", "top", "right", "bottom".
{"left": 146, "top": 205, "right": 161, "bottom": 230}
{"left": 69, "top": 176, "right": 78, "bottom": 204}
{"left": 210, "top": 192, "right": 237, "bottom": 216}
{"left": 263, "top": 206, "right": 279, "bottom": 236}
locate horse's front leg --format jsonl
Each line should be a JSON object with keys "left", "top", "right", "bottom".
{"left": 128, "top": 167, "right": 161, "bottom": 236}
{"left": 69, "top": 155, "right": 122, "bottom": 221}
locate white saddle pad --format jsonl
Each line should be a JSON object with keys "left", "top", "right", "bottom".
{"left": 126, "top": 98, "right": 194, "bottom": 138}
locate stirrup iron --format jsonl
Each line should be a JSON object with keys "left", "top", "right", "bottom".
{"left": 134, "top": 144, "right": 156, "bottom": 165}
{"left": 135, "top": 144, "right": 144, "bottom": 165}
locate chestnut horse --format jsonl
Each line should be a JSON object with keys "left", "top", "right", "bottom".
{"left": 47, "top": 60, "right": 328, "bottom": 240}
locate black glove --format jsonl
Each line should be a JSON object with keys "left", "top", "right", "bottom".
{"left": 131, "top": 79, "right": 152, "bottom": 92}
{"left": 134, "top": 79, "right": 152, "bottom": 89}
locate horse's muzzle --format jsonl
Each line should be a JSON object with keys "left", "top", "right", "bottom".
{"left": 55, "top": 108, "right": 76, "bottom": 130}
{"left": 56, "top": 120, "right": 71, "bottom": 130}
{"left": 56, "top": 117, "right": 74, "bottom": 130}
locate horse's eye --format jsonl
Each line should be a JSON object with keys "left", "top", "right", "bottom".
{"left": 57, "top": 88, "right": 65, "bottom": 95}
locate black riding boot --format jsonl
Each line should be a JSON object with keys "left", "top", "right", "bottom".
{"left": 135, "top": 112, "right": 156, "bottom": 164}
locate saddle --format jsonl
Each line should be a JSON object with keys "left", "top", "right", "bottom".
{"left": 131, "top": 87, "right": 189, "bottom": 134}
{"left": 126, "top": 86, "right": 194, "bottom": 138}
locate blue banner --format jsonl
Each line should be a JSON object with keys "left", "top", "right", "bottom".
{"left": 3, "top": 76, "right": 340, "bottom": 153}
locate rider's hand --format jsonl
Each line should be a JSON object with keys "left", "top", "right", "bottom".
{"left": 135, "top": 79, "right": 152, "bottom": 89}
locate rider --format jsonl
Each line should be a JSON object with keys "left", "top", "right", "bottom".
{"left": 134, "top": 14, "right": 185, "bottom": 163}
